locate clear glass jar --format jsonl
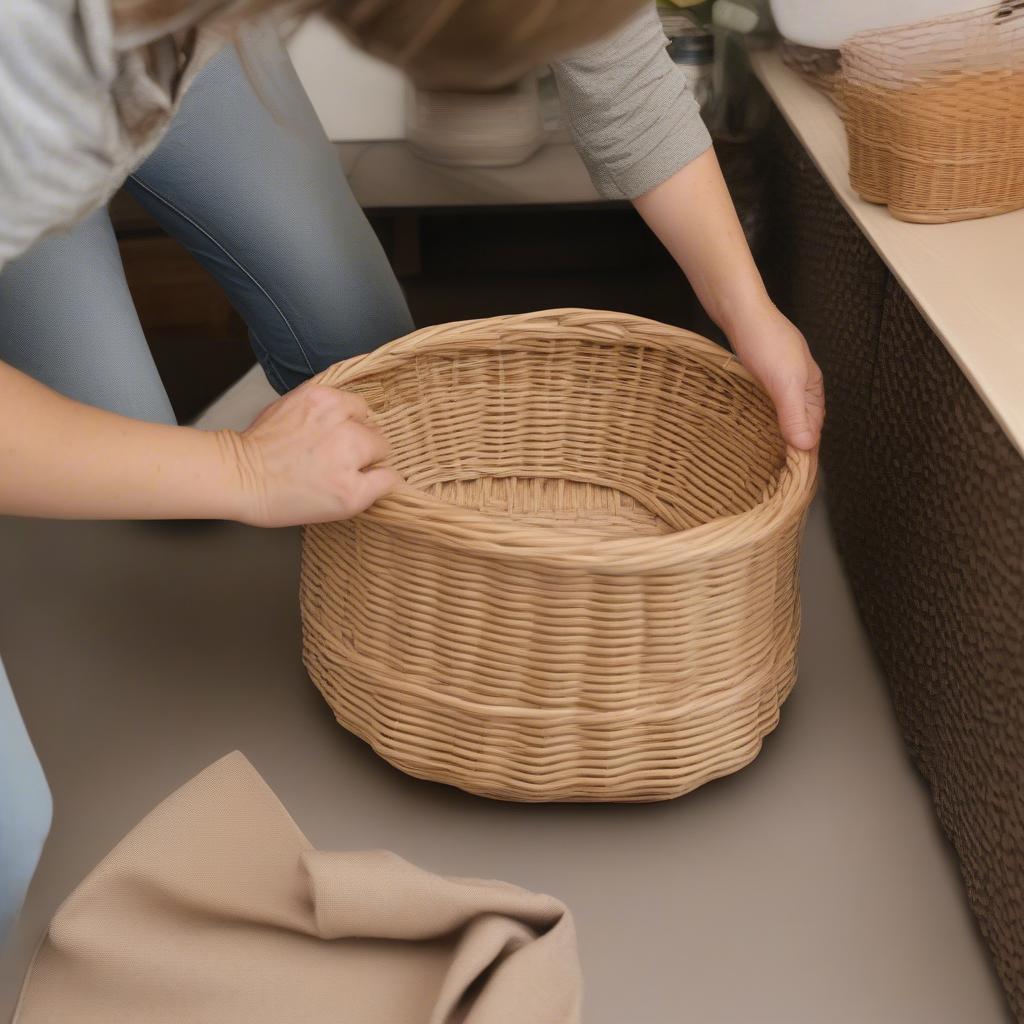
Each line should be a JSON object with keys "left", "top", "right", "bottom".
{"left": 668, "top": 27, "right": 716, "bottom": 112}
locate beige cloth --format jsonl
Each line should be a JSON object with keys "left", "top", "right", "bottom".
{"left": 13, "top": 752, "right": 581, "bottom": 1023}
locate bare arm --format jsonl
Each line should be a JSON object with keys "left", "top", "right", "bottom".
{"left": 551, "top": 3, "right": 823, "bottom": 450}
{"left": 0, "top": 360, "right": 398, "bottom": 525}
{"left": 633, "top": 148, "right": 824, "bottom": 450}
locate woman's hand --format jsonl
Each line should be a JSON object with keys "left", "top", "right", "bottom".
{"left": 724, "top": 304, "right": 824, "bottom": 451}
{"left": 0, "top": 360, "right": 397, "bottom": 523}
{"left": 225, "top": 383, "right": 401, "bottom": 528}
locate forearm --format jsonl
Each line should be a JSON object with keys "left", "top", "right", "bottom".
{"left": 632, "top": 147, "right": 771, "bottom": 332}
{"left": 0, "top": 360, "right": 246, "bottom": 520}
{"left": 632, "top": 148, "right": 824, "bottom": 450}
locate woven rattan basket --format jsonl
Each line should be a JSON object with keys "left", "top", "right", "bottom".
{"left": 300, "top": 310, "right": 817, "bottom": 802}
{"left": 840, "top": 2, "right": 1024, "bottom": 223}
{"left": 779, "top": 41, "right": 843, "bottom": 102}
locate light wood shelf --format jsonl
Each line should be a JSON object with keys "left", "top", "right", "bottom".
{"left": 751, "top": 49, "right": 1024, "bottom": 457}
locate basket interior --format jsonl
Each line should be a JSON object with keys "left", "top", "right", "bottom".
{"left": 352, "top": 335, "right": 786, "bottom": 536}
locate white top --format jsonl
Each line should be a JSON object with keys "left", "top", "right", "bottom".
{"left": 750, "top": 50, "right": 1024, "bottom": 458}
{"left": 0, "top": 0, "right": 222, "bottom": 268}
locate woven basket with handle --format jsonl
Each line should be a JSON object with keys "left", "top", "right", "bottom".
{"left": 840, "top": 2, "right": 1024, "bottom": 223}
{"left": 300, "top": 310, "right": 817, "bottom": 801}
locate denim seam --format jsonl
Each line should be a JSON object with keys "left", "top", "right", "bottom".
{"left": 126, "top": 174, "right": 316, "bottom": 378}
{"left": 248, "top": 326, "right": 289, "bottom": 394}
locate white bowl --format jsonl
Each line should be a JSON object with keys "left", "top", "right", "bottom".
{"left": 769, "top": 0, "right": 983, "bottom": 48}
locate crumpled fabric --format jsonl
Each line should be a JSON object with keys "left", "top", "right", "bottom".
{"left": 14, "top": 752, "right": 582, "bottom": 1024}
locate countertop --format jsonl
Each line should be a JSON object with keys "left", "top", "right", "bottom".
{"left": 751, "top": 49, "right": 1024, "bottom": 458}
{"left": 338, "top": 139, "right": 604, "bottom": 209}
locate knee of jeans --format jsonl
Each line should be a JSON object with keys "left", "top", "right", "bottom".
{"left": 257, "top": 278, "right": 415, "bottom": 392}
{"left": 322, "top": 282, "right": 413, "bottom": 356}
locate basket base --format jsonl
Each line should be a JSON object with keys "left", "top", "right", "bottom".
{"left": 304, "top": 638, "right": 799, "bottom": 803}
{"left": 347, "top": 719, "right": 779, "bottom": 803}
{"left": 885, "top": 200, "right": 1024, "bottom": 224}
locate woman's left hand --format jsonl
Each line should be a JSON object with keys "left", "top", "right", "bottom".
{"left": 725, "top": 304, "right": 824, "bottom": 452}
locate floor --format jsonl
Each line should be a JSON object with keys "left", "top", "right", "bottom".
{"left": 0, "top": 496, "right": 1011, "bottom": 1023}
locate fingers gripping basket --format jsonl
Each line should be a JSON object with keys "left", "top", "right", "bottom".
{"left": 301, "top": 310, "right": 817, "bottom": 801}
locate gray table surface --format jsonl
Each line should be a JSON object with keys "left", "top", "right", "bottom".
{"left": 0, "top": 502, "right": 1010, "bottom": 1023}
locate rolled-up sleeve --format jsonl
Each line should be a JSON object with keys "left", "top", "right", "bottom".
{"left": 551, "top": 2, "right": 712, "bottom": 200}
{"left": 0, "top": 0, "right": 124, "bottom": 268}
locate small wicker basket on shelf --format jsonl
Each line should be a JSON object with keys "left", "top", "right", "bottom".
{"left": 301, "top": 310, "right": 817, "bottom": 802}
{"left": 840, "top": 2, "right": 1024, "bottom": 223}
{"left": 779, "top": 41, "right": 843, "bottom": 102}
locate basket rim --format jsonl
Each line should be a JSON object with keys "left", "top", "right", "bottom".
{"left": 313, "top": 308, "right": 818, "bottom": 572}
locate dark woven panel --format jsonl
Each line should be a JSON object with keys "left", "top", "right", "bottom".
{"left": 763, "top": 113, "right": 889, "bottom": 493}
{"left": 849, "top": 278, "right": 1024, "bottom": 1015}
{"left": 766, "top": 112, "right": 1024, "bottom": 1018}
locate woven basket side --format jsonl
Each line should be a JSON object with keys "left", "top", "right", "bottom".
{"left": 301, "top": 309, "right": 817, "bottom": 802}
{"left": 301, "top": 503, "right": 808, "bottom": 801}
{"left": 302, "top": 507, "right": 805, "bottom": 713}
{"left": 840, "top": 2, "right": 1024, "bottom": 221}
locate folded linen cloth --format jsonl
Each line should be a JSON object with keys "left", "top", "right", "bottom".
{"left": 14, "top": 752, "right": 581, "bottom": 1023}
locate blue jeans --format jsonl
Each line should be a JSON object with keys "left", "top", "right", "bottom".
{"left": 0, "top": 29, "right": 412, "bottom": 940}
{"left": 0, "top": 659, "right": 52, "bottom": 945}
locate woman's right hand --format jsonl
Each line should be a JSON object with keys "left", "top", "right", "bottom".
{"left": 223, "top": 382, "right": 401, "bottom": 528}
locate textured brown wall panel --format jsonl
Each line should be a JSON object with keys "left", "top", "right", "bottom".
{"left": 767, "top": 113, "right": 1024, "bottom": 1019}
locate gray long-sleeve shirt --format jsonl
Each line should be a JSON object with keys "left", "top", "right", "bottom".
{"left": 552, "top": 4, "right": 712, "bottom": 199}
{"left": 0, "top": 1, "right": 709, "bottom": 268}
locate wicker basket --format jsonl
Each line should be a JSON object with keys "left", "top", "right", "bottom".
{"left": 300, "top": 310, "right": 817, "bottom": 802}
{"left": 779, "top": 41, "right": 843, "bottom": 103}
{"left": 840, "top": 2, "right": 1024, "bottom": 223}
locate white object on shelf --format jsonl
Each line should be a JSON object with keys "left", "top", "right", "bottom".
{"left": 768, "top": 0, "right": 982, "bottom": 48}
{"left": 287, "top": 15, "right": 406, "bottom": 141}
{"left": 712, "top": 0, "right": 760, "bottom": 34}
{"left": 406, "top": 77, "right": 545, "bottom": 167}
